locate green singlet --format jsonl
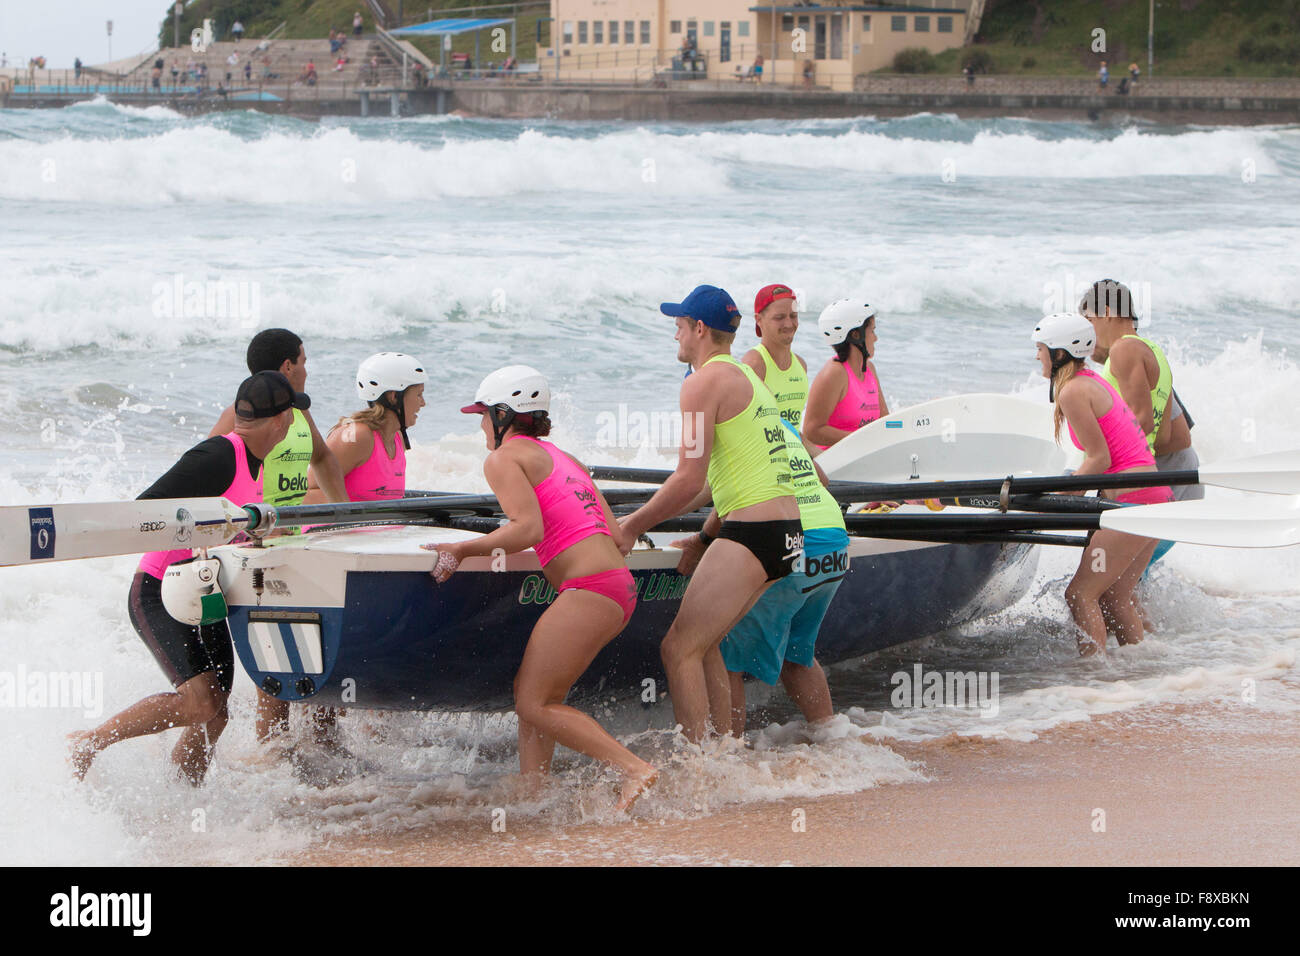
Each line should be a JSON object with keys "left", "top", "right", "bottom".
{"left": 756, "top": 344, "right": 809, "bottom": 428}
{"left": 1102, "top": 334, "right": 1172, "bottom": 455}
{"left": 703, "top": 355, "right": 794, "bottom": 519}
{"left": 260, "top": 408, "right": 313, "bottom": 532}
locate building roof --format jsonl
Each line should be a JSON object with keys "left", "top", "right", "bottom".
{"left": 390, "top": 18, "right": 514, "bottom": 37}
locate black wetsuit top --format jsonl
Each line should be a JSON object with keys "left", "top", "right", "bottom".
{"left": 137, "top": 436, "right": 262, "bottom": 501}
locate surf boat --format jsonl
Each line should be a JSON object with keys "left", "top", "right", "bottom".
{"left": 213, "top": 394, "right": 1070, "bottom": 711}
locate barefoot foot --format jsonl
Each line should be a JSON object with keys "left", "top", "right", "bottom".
{"left": 615, "top": 763, "right": 658, "bottom": 813}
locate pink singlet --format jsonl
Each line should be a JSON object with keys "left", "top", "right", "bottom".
{"left": 818, "top": 360, "right": 882, "bottom": 450}
{"left": 509, "top": 436, "right": 636, "bottom": 622}
{"left": 138, "top": 432, "right": 261, "bottom": 579}
{"left": 345, "top": 427, "right": 406, "bottom": 502}
{"left": 1066, "top": 369, "right": 1173, "bottom": 505}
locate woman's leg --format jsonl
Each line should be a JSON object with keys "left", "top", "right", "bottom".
{"left": 1064, "top": 529, "right": 1152, "bottom": 656}
{"left": 1100, "top": 539, "right": 1159, "bottom": 646}
{"left": 514, "top": 589, "right": 656, "bottom": 809}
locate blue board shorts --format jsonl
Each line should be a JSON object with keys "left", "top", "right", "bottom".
{"left": 720, "top": 527, "right": 848, "bottom": 685}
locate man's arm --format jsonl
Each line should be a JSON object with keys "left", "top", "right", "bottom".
{"left": 304, "top": 410, "right": 349, "bottom": 502}
{"left": 1108, "top": 338, "right": 1155, "bottom": 437}
{"left": 138, "top": 437, "right": 237, "bottom": 500}
{"left": 740, "top": 348, "right": 765, "bottom": 381}
{"left": 207, "top": 404, "right": 237, "bottom": 439}
{"left": 618, "top": 373, "right": 716, "bottom": 544}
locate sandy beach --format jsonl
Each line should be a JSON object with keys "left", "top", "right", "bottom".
{"left": 292, "top": 698, "right": 1300, "bottom": 867}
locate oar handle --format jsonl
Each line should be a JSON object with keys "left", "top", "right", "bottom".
{"left": 829, "top": 470, "right": 1193, "bottom": 502}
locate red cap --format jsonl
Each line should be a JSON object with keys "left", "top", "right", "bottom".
{"left": 754, "top": 283, "right": 796, "bottom": 315}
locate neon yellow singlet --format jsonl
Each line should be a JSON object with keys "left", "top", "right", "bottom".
{"left": 756, "top": 344, "right": 809, "bottom": 428}
{"left": 260, "top": 408, "right": 313, "bottom": 523}
{"left": 780, "top": 421, "right": 845, "bottom": 533}
{"left": 1102, "top": 334, "right": 1172, "bottom": 455}
{"left": 703, "top": 355, "right": 793, "bottom": 519}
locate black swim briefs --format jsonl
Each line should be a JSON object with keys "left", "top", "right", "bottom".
{"left": 128, "top": 570, "right": 235, "bottom": 693}
{"left": 716, "top": 518, "right": 804, "bottom": 582}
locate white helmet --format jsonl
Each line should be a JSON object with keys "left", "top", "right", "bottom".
{"left": 818, "top": 299, "right": 876, "bottom": 346}
{"left": 1031, "top": 313, "right": 1096, "bottom": 359}
{"left": 161, "top": 558, "right": 228, "bottom": 626}
{"left": 461, "top": 365, "right": 550, "bottom": 416}
{"left": 356, "top": 352, "right": 427, "bottom": 403}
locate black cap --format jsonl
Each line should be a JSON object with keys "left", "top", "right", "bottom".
{"left": 234, "top": 371, "right": 310, "bottom": 420}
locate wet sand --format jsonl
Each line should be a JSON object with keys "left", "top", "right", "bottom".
{"left": 294, "top": 701, "right": 1300, "bottom": 866}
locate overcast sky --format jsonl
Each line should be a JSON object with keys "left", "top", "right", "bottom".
{"left": 0, "top": 0, "right": 174, "bottom": 68}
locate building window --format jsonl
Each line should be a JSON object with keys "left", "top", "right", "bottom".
{"left": 891, "top": 15, "right": 906, "bottom": 32}
{"left": 830, "top": 13, "right": 843, "bottom": 59}
{"left": 624, "top": 20, "right": 634, "bottom": 44}
{"left": 563, "top": 21, "right": 573, "bottom": 44}
{"left": 641, "top": 20, "right": 650, "bottom": 45}
{"left": 782, "top": 14, "right": 793, "bottom": 33}
{"left": 703, "top": 21, "right": 714, "bottom": 37}
{"left": 915, "top": 16, "right": 929, "bottom": 32}
{"left": 938, "top": 16, "right": 953, "bottom": 33}
{"left": 578, "top": 21, "right": 588, "bottom": 44}
{"left": 609, "top": 20, "right": 618, "bottom": 43}
{"left": 738, "top": 21, "right": 750, "bottom": 38}
{"left": 862, "top": 15, "right": 871, "bottom": 32}
{"left": 594, "top": 21, "right": 603, "bottom": 43}
{"left": 670, "top": 20, "right": 681, "bottom": 34}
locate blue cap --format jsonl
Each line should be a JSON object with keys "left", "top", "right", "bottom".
{"left": 660, "top": 285, "right": 742, "bottom": 333}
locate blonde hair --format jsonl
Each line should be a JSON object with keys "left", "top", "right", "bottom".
{"left": 1051, "top": 355, "right": 1087, "bottom": 441}
{"left": 331, "top": 402, "right": 389, "bottom": 439}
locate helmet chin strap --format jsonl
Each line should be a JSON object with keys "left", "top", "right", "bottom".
{"left": 378, "top": 390, "right": 412, "bottom": 450}
{"left": 1048, "top": 351, "right": 1072, "bottom": 402}
{"left": 489, "top": 406, "right": 517, "bottom": 450}
{"left": 847, "top": 326, "right": 871, "bottom": 370}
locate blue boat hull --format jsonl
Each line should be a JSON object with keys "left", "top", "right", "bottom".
{"left": 227, "top": 537, "right": 1037, "bottom": 712}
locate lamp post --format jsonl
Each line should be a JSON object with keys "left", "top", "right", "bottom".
{"left": 1148, "top": 0, "right": 1154, "bottom": 75}
{"left": 174, "top": 3, "right": 183, "bottom": 49}
{"left": 107, "top": 20, "right": 113, "bottom": 63}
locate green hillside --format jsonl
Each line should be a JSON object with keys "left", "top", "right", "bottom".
{"left": 935, "top": 0, "right": 1300, "bottom": 77}
{"left": 159, "top": 0, "right": 550, "bottom": 63}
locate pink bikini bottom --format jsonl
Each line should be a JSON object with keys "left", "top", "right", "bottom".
{"left": 559, "top": 567, "right": 638, "bottom": 623}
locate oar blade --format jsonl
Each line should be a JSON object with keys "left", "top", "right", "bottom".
{"left": 0, "top": 498, "right": 246, "bottom": 567}
{"left": 1099, "top": 496, "right": 1300, "bottom": 549}
{"left": 1200, "top": 450, "right": 1300, "bottom": 496}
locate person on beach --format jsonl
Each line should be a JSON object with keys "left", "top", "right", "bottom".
{"left": 1098, "top": 61, "right": 1109, "bottom": 90}
{"left": 304, "top": 352, "right": 426, "bottom": 505}
{"left": 803, "top": 299, "right": 889, "bottom": 451}
{"left": 1032, "top": 313, "right": 1172, "bottom": 657}
{"left": 618, "top": 285, "right": 802, "bottom": 743}
{"left": 1081, "top": 279, "right": 1201, "bottom": 502}
{"left": 424, "top": 366, "right": 657, "bottom": 811}
{"left": 67, "top": 372, "right": 307, "bottom": 784}
{"left": 208, "top": 329, "right": 349, "bottom": 744}
{"left": 232, "top": 20, "right": 244, "bottom": 43}
{"left": 353, "top": 11, "right": 364, "bottom": 36}
{"left": 742, "top": 283, "right": 809, "bottom": 430}
{"left": 678, "top": 415, "right": 846, "bottom": 735}
{"left": 1129, "top": 62, "right": 1140, "bottom": 84}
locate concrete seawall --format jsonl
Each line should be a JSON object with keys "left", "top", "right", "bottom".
{"left": 6, "top": 75, "right": 1300, "bottom": 124}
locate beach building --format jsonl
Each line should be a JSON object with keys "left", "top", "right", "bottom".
{"left": 538, "top": 2, "right": 973, "bottom": 90}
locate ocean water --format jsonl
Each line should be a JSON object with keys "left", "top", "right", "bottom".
{"left": 1, "top": 100, "right": 1298, "bottom": 864}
